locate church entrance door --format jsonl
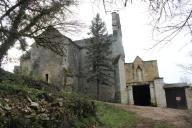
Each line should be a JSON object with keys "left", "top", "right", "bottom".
{"left": 133, "top": 85, "right": 151, "bottom": 106}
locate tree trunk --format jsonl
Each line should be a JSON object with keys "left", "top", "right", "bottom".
{"left": 96, "top": 78, "right": 100, "bottom": 100}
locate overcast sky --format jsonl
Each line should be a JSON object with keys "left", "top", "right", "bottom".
{"left": 3, "top": 0, "right": 192, "bottom": 83}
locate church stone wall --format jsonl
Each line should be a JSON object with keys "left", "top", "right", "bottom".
{"left": 67, "top": 42, "right": 81, "bottom": 91}
{"left": 127, "top": 86, "right": 134, "bottom": 105}
{"left": 117, "top": 57, "right": 128, "bottom": 104}
{"left": 143, "top": 61, "right": 159, "bottom": 81}
{"left": 19, "top": 26, "right": 82, "bottom": 91}
{"left": 149, "top": 82, "right": 156, "bottom": 105}
{"left": 125, "top": 59, "right": 159, "bottom": 83}
{"left": 154, "top": 78, "right": 167, "bottom": 107}
{"left": 74, "top": 39, "right": 89, "bottom": 92}
{"left": 125, "top": 64, "right": 134, "bottom": 83}
{"left": 30, "top": 44, "right": 64, "bottom": 87}
{"left": 185, "top": 87, "right": 192, "bottom": 109}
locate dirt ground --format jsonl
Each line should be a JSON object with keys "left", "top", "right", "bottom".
{"left": 108, "top": 103, "right": 192, "bottom": 128}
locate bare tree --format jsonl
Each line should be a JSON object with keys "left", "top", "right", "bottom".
{"left": 148, "top": 0, "right": 192, "bottom": 47}
{"left": 0, "top": 0, "right": 77, "bottom": 66}
{"left": 101, "top": 0, "right": 192, "bottom": 47}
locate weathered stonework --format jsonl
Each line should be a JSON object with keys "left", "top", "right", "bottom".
{"left": 20, "top": 27, "right": 80, "bottom": 90}
{"left": 117, "top": 57, "right": 127, "bottom": 104}
{"left": 154, "top": 78, "right": 167, "bottom": 107}
{"left": 127, "top": 86, "right": 134, "bottom": 105}
{"left": 149, "top": 82, "right": 156, "bottom": 105}
{"left": 125, "top": 56, "right": 159, "bottom": 84}
{"left": 125, "top": 57, "right": 167, "bottom": 107}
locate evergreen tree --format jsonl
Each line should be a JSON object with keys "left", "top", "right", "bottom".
{"left": 86, "top": 14, "right": 113, "bottom": 100}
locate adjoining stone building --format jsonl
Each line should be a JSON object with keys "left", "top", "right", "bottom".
{"left": 16, "top": 12, "right": 192, "bottom": 109}
{"left": 125, "top": 56, "right": 192, "bottom": 109}
{"left": 125, "top": 56, "right": 166, "bottom": 107}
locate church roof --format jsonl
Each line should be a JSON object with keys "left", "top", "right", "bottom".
{"left": 134, "top": 56, "right": 142, "bottom": 62}
{"left": 133, "top": 56, "right": 143, "bottom": 64}
{"left": 133, "top": 56, "right": 144, "bottom": 69}
{"left": 36, "top": 26, "right": 80, "bottom": 48}
{"left": 73, "top": 34, "right": 113, "bottom": 48}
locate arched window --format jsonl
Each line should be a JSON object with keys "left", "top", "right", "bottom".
{"left": 136, "top": 66, "right": 143, "bottom": 81}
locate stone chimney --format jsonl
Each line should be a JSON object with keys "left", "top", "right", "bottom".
{"left": 111, "top": 12, "right": 124, "bottom": 58}
{"left": 112, "top": 12, "right": 122, "bottom": 37}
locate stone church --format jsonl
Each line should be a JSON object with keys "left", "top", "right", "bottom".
{"left": 16, "top": 12, "right": 192, "bottom": 109}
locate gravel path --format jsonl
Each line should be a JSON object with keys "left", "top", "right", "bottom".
{"left": 107, "top": 103, "right": 192, "bottom": 128}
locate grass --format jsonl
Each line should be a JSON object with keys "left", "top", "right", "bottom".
{"left": 96, "top": 102, "right": 138, "bottom": 128}
{"left": 95, "top": 102, "right": 175, "bottom": 128}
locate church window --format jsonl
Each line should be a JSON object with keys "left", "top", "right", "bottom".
{"left": 136, "top": 66, "right": 143, "bottom": 81}
{"left": 45, "top": 74, "right": 49, "bottom": 83}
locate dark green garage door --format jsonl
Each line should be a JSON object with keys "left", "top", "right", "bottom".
{"left": 165, "top": 87, "right": 187, "bottom": 109}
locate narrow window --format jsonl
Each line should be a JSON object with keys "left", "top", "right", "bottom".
{"left": 136, "top": 66, "right": 143, "bottom": 81}
{"left": 45, "top": 74, "right": 49, "bottom": 83}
